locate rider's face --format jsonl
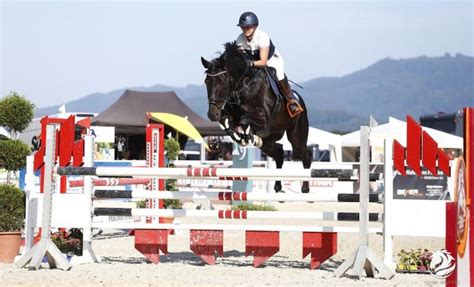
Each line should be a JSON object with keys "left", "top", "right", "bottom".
{"left": 241, "top": 25, "right": 256, "bottom": 38}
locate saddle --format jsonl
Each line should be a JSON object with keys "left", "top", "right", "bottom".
{"left": 263, "top": 67, "right": 284, "bottom": 101}
{"left": 242, "top": 52, "right": 284, "bottom": 100}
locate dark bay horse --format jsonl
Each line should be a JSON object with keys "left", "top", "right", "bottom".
{"left": 201, "top": 42, "right": 312, "bottom": 193}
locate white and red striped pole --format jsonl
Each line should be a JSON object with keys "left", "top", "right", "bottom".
{"left": 93, "top": 207, "right": 383, "bottom": 222}
{"left": 58, "top": 166, "right": 382, "bottom": 181}
{"left": 69, "top": 178, "right": 151, "bottom": 187}
{"left": 93, "top": 189, "right": 383, "bottom": 203}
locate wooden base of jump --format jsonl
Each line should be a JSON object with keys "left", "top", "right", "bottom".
{"left": 133, "top": 229, "right": 337, "bottom": 269}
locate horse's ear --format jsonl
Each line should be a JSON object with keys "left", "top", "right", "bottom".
{"left": 201, "top": 57, "right": 213, "bottom": 69}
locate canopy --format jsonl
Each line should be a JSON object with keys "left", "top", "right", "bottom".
{"left": 91, "top": 90, "right": 224, "bottom": 136}
{"left": 148, "top": 112, "right": 209, "bottom": 150}
{"left": 277, "top": 127, "right": 342, "bottom": 162}
{"left": 340, "top": 117, "right": 463, "bottom": 162}
{"left": 341, "top": 117, "right": 463, "bottom": 149}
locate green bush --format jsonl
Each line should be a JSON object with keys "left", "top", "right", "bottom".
{"left": 0, "top": 139, "right": 31, "bottom": 171}
{"left": 163, "top": 137, "right": 182, "bottom": 209}
{"left": 231, "top": 203, "right": 277, "bottom": 211}
{"left": 0, "top": 184, "right": 25, "bottom": 232}
{"left": 396, "top": 248, "right": 433, "bottom": 269}
{"left": 0, "top": 92, "right": 35, "bottom": 135}
{"left": 135, "top": 200, "right": 146, "bottom": 208}
{"left": 164, "top": 137, "right": 181, "bottom": 163}
{"left": 163, "top": 178, "right": 182, "bottom": 209}
{"left": 136, "top": 137, "right": 182, "bottom": 210}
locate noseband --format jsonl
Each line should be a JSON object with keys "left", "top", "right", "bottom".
{"left": 207, "top": 71, "right": 227, "bottom": 77}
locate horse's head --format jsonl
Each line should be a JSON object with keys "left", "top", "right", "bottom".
{"left": 201, "top": 55, "right": 230, "bottom": 121}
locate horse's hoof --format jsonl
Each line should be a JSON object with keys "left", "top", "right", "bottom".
{"left": 301, "top": 183, "right": 310, "bottom": 194}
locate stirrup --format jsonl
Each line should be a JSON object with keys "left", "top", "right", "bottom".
{"left": 286, "top": 101, "right": 304, "bottom": 118}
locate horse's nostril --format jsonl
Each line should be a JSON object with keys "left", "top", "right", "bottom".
{"left": 208, "top": 111, "right": 219, "bottom": 121}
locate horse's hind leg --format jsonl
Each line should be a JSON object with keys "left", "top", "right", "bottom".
{"left": 300, "top": 149, "right": 312, "bottom": 193}
{"left": 260, "top": 139, "right": 284, "bottom": 193}
{"left": 287, "top": 128, "right": 312, "bottom": 193}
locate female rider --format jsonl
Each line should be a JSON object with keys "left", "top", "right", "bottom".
{"left": 236, "top": 11, "right": 304, "bottom": 117}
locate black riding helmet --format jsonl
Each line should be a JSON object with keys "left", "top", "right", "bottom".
{"left": 237, "top": 12, "right": 259, "bottom": 27}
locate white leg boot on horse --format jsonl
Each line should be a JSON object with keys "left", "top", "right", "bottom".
{"left": 278, "top": 76, "right": 304, "bottom": 118}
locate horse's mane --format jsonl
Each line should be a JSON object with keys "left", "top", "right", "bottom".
{"left": 224, "top": 41, "right": 246, "bottom": 60}
{"left": 207, "top": 53, "right": 224, "bottom": 68}
{"left": 223, "top": 41, "right": 251, "bottom": 79}
{"left": 212, "top": 53, "right": 225, "bottom": 66}
{"left": 204, "top": 42, "right": 247, "bottom": 75}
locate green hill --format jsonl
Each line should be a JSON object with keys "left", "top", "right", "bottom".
{"left": 35, "top": 53, "right": 473, "bottom": 132}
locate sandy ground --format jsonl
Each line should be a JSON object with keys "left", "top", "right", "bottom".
{"left": 1, "top": 202, "right": 445, "bottom": 286}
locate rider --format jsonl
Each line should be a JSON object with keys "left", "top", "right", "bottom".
{"left": 236, "top": 11, "right": 304, "bottom": 118}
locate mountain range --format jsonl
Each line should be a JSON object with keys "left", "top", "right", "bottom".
{"left": 35, "top": 53, "right": 473, "bottom": 132}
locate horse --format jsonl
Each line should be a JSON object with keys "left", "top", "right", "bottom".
{"left": 201, "top": 42, "right": 312, "bottom": 193}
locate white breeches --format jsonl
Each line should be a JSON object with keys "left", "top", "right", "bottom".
{"left": 267, "top": 53, "right": 285, "bottom": 81}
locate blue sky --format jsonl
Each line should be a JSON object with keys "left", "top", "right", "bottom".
{"left": 1, "top": 1, "right": 472, "bottom": 108}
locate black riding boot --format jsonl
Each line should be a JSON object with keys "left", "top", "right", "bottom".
{"left": 278, "top": 76, "right": 304, "bottom": 117}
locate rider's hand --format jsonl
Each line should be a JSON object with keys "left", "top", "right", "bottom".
{"left": 245, "top": 58, "right": 254, "bottom": 68}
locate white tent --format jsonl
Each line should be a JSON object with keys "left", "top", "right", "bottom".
{"left": 277, "top": 127, "right": 342, "bottom": 162}
{"left": 341, "top": 117, "right": 463, "bottom": 162}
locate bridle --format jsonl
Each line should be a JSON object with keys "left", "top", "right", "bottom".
{"left": 207, "top": 71, "right": 227, "bottom": 77}
{"left": 205, "top": 54, "right": 261, "bottom": 113}
{"left": 206, "top": 68, "right": 241, "bottom": 111}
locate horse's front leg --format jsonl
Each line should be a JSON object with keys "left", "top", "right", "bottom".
{"left": 219, "top": 116, "right": 246, "bottom": 145}
{"left": 274, "top": 155, "right": 283, "bottom": 193}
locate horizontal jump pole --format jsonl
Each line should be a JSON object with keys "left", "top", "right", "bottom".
{"left": 173, "top": 163, "right": 266, "bottom": 168}
{"left": 175, "top": 183, "right": 232, "bottom": 190}
{"left": 69, "top": 178, "right": 151, "bottom": 187}
{"left": 93, "top": 190, "right": 383, "bottom": 203}
{"left": 93, "top": 208, "right": 383, "bottom": 222}
{"left": 57, "top": 167, "right": 382, "bottom": 182}
{"left": 90, "top": 222, "right": 383, "bottom": 234}
{"left": 69, "top": 177, "right": 232, "bottom": 189}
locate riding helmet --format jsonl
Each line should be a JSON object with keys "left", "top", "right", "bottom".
{"left": 237, "top": 12, "right": 259, "bottom": 27}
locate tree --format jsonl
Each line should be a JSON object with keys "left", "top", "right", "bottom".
{"left": 0, "top": 139, "right": 30, "bottom": 172}
{"left": 0, "top": 92, "right": 35, "bottom": 138}
{"left": 0, "top": 92, "right": 34, "bottom": 183}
